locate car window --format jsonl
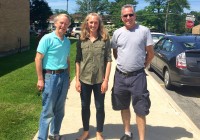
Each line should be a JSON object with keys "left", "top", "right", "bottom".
{"left": 162, "top": 39, "right": 173, "bottom": 52}
{"left": 182, "top": 42, "right": 200, "bottom": 49}
{"left": 76, "top": 27, "right": 81, "bottom": 31}
{"left": 152, "top": 34, "right": 164, "bottom": 40}
{"left": 170, "top": 44, "right": 175, "bottom": 52}
{"left": 154, "top": 38, "right": 165, "bottom": 50}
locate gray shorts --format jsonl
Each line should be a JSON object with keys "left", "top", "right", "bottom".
{"left": 111, "top": 68, "right": 151, "bottom": 116}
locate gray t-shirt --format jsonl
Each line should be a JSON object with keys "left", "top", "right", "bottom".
{"left": 111, "top": 24, "right": 153, "bottom": 72}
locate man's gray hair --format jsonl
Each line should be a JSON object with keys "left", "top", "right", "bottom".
{"left": 54, "top": 14, "right": 71, "bottom": 26}
{"left": 121, "top": 4, "right": 135, "bottom": 15}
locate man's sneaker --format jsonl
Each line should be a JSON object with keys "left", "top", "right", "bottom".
{"left": 120, "top": 133, "right": 133, "bottom": 140}
{"left": 48, "top": 135, "right": 61, "bottom": 140}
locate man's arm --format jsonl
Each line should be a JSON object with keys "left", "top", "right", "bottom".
{"left": 113, "top": 48, "right": 118, "bottom": 59}
{"left": 35, "top": 52, "right": 44, "bottom": 91}
{"left": 145, "top": 45, "right": 154, "bottom": 68}
{"left": 67, "top": 56, "right": 70, "bottom": 78}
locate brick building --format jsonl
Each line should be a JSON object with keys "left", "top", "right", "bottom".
{"left": 192, "top": 25, "right": 200, "bottom": 35}
{"left": 0, "top": 0, "right": 29, "bottom": 57}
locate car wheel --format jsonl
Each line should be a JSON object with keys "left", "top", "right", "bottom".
{"left": 75, "top": 34, "right": 80, "bottom": 39}
{"left": 164, "top": 69, "right": 172, "bottom": 89}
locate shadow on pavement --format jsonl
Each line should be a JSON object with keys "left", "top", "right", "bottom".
{"left": 59, "top": 124, "right": 193, "bottom": 140}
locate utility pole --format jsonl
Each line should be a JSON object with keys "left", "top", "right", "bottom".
{"left": 133, "top": 5, "right": 136, "bottom": 11}
{"left": 87, "top": 0, "right": 91, "bottom": 14}
{"left": 66, "top": 0, "right": 68, "bottom": 13}
{"left": 165, "top": 0, "right": 170, "bottom": 33}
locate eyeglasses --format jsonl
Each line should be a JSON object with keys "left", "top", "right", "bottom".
{"left": 122, "top": 14, "right": 134, "bottom": 18}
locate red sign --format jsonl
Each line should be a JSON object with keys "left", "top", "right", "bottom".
{"left": 185, "top": 20, "right": 194, "bottom": 28}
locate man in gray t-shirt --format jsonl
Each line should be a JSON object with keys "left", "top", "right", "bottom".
{"left": 111, "top": 4, "right": 154, "bottom": 140}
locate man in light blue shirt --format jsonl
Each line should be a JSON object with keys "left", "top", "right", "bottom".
{"left": 35, "top": 14, "right": 71, "bottom": 140}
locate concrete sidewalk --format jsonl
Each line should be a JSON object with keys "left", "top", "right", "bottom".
{"left": 33, "top": 61, "right": 200, "bottom": 140}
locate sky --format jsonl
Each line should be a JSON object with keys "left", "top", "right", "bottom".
{"left": 45, "top": 0, "right": 200, "bottom": 14}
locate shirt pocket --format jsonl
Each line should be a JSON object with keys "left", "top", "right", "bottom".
{"left": 94, "top": 43, "right": 105, "bottom": 57}
{"left": 81, "top": 44, "right": 90, "bottom": 61}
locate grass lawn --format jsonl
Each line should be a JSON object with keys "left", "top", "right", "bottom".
{"left": 0, "top": 36, "right": 77, "bottom": 140}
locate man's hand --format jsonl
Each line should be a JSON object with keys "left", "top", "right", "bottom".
{"left": 37, "top": 79, "right": 44, "bottom": 91}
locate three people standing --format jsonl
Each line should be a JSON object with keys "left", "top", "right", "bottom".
{"left": 35, "top": 4, "right": 154, "bottom": 140}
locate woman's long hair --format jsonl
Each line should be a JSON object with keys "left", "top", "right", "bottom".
{"left": 80, "top": 13, "right": 109, "bottom": 41}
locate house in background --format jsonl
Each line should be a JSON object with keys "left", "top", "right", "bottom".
{"left": 47, "top": 15, "right": 56, "bottom": 32}
{"left": 192, "top": 25, "right": 200, "bottom": 35}
{"left": 0, "top": 0, "right": 30, "bottom": 57}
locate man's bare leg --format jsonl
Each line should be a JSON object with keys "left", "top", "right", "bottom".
{"left": 136, "top": 114, "right": 146, "bottom": 140}
{"left": 121, "top": 108, "right": 131, "bottom": 133}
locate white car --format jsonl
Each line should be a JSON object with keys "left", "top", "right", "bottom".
{"left": 151, "top": 32, "right": 165, "bottom": 44}
{"left": 71, "top": 27, "right": 81, "bottom": 38}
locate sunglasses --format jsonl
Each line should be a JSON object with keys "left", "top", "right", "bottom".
{"left": 122, "top": 14, "right": 134, "bottom": 18}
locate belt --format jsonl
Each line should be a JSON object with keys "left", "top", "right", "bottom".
{"left": 116, "top": 67, "right": 144, "bottom": 77}
{"left": 43, "top": 69, "right": 66, "bottom": 74}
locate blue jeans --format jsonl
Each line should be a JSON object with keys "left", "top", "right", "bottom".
{"left": 38, "top": 71, "right": 69, "bottom": 140}
{"left": 80, "top": 81, "right": 105, "bottom": 132}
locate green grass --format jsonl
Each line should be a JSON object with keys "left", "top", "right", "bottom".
{"left": 0, "top": 36, "right": 77, "bottom": 140}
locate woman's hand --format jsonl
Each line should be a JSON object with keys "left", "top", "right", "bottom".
{"left": 101, "top": 80, "right": 108, "bottom": 93}
{"left": 75, "top": 80, "right": 81, "bottom": 93}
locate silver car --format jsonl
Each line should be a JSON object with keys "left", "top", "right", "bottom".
{"left": 151, "top": 32, "right": 165, "bottom": 44}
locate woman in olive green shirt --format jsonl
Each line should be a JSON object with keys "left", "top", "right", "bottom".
{"left": 75, "top": 13, "right": 112, "bottom": 140}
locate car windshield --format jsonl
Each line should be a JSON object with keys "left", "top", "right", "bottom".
{"left": 152, "top": 34, "right": 164, "bottom": 40}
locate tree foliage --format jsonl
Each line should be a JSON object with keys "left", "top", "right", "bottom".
{"left": 136, "top": 0, "right": 190, "bottom": 33}
{"left": 30, "top": 0, "right": 53, "bottom": 30}
{"left": 190, "top": 11, "right": 200, "bottom": 25}
{"left": 53, "top": 9, "right": 69, "bottom": 15}
{"left": 75, "top": 0, "right": 110, "bottom": 16}
{"left": 144, "top": 0, "right": 190, "bottom": 13}
{"left": 108, "top": 0, "right": 138, "bottom": 28}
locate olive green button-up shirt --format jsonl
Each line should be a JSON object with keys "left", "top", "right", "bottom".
{"left": 75, "top": 38, "right": 112, "bottom": 85}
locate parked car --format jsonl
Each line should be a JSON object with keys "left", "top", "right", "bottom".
{"left": 181, "top": 33, "right": 193, "bottom": 36}
{"left": 149, "top": 35, "right": 200, "bottom": 89}
{"left": 151, "top": 32, "right": 165, "bottom": 44}
{"left": 71, "top": 27, "right": 81, "bottom": 38}
{"left": 165, "top": 32, "right": 176, "bottom": 36}
{"left": 30, "top": 29, "right": 37, "bottom": 36}
{"left": 65, "top": 27, "right": 73, "bottom": 37}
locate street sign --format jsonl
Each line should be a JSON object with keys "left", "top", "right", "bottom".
{"left": 186, "top": 15, "right": 195, "bottom": 21}
{"left": 185, "top": 20, "right": 194, "bottom": 28}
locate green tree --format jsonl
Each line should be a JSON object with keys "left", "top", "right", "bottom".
{"left": 30, "top": 0, "right": 53, "bottom": 30}
{"left": 76, "top": 0, "right": 110, "bottom": 16}
{"left": 108, "top": 0, "right": 138, "bottom": 28}
{"left": 166, "top": 0, "right": 190, "bottom": 33}
{"left": 137, "top": 0, "right": 165, "bottom": 32}
{"left": 54, "top": 9, "right": 69, "bottom": 14}
{"left": 139, "top": 0, "right": 190, "bottom": 33}
{"left": 136, "top": 6, "right": 165, "bottom": 32}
